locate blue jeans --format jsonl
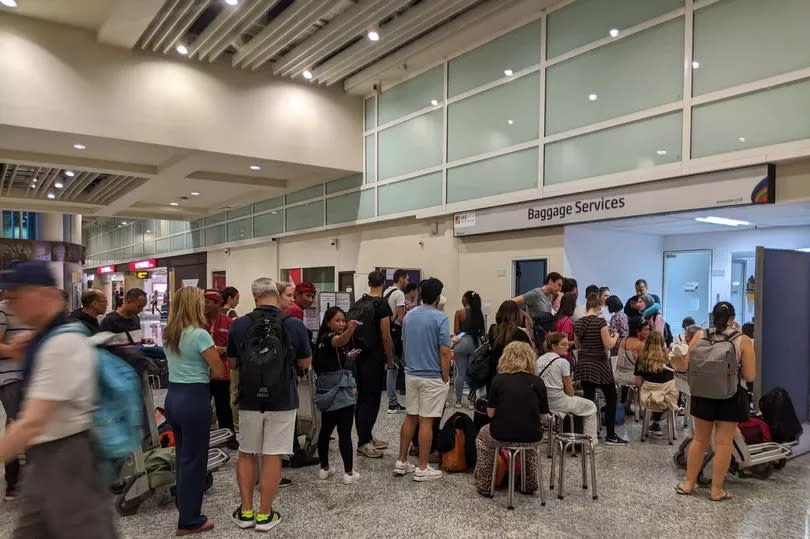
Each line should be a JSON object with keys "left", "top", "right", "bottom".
{"left": 454, "top": 335, "right": 475, "bottom": 402}
{"left": 386, "top": 365, "right": 400, "bottom": 408}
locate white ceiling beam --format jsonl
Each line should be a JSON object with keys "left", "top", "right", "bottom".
{"left": 204, "top": 0, "right": 281, "bottom": 62}
{"left": 88, "top": 176, "right": 128, "bottom": 203}
{"left": 274, "top": 0, "right": 409, "bottom": 78}
{"left": 316, "top": 0, "right": 478, "bottom": 85}
{"left": 188, "top": 2, "right": 239, "bottom": 58}
{"left": 100, "top": 177, "right": 142, "bottom": 204}
{"left": 5, "top": 165, "right": 18, "bottom": 196}
{"left": 0, "top": 150, "right": 158, "bottom": 177}
{"left": 186, "top": 170, "right": 288, "bottom": 189}
{"left": 160, "top": 0, "right": 212, "bottom": 54}
{"left": 152, "top": 0, "right": 196, "bottom": 52}
{"left": 37, "top": 168, "right": 61, "bottom": 198}
{"left": 98, "top": 0, "right": 166, "bottom": 49}
{"left": 24, "top": 166, "right": 42, "bottom": 198}
{"left": 140, "top": 0, "right": 182, "bottom": 50}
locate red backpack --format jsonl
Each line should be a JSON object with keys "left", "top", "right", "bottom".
{"left": 738, "top": 417, "right": 772, "bottom": 444}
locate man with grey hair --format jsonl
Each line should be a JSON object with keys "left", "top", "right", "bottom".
{"left": 227, "top": 277, "right": 311, "bottom": 532}
{"left": 69, "top": 288, "right": 108, "bottom": 334}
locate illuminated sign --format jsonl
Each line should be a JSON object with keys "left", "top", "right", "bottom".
{"left": 135, "top": 271, "right": 149, "bottom": 279}
{"left": 97, "top": 265, "right": 116, "bottom": 274}
{"left": 129, "top": 259, "right": 157, "bottom": 271}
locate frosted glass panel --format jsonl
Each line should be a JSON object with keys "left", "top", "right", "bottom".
{"left": 206, "top": 213, "right": 226, "bottom": 225}
{"left": 205, "top": 224, "right": 226, "bottom": 246}
{"left": 447, "top": 147, "right": 538, "bottom": 203}
{"left": 227, "top": 206, "right": 252, "bottom": 220}
{"left": 189, "top": 230, "right": 202, "bottom": 248}
{"left": 326, "top": 173, "right": 363, "bottom": 194}
{"left": 254, "top": 197, "right": 284, "bottom": 212}
{"left": 227, "top": 218, "right": 252, "bottom": 241}
{"left": 286, "top": 200, "right": 324, "bottom": 232}
{"left": 365, "top": 96, "right": 376, "bottom": 130}
{"left": 169, "top": 220, "right": 189, "bottom": 234}
{"left": 378, "top": 66, "right": 443, "bottom": 125}
{"left": 448, "top": 73, "right": 539, "bottom": 161}
{"left": 326, "top": 190, "right": 374, "bottom": 225}
{"left": 378, "top": 110, "right": 443, "bottom": 180}
{"left": 547, "top": 0, "right": 684, "bottom": 58}
{"left": 692, "top": 79, "right": 810, "bottom": 158}
{"left": 545, "top": 112, "right": 682, "bottom": 184}
{"left": 156, "top": 238, "right": 170, "bottom": 253}
{"left": 365, "top": 135, "right": 376, "bottom": 183}
{"left": 378, "top": 172, "right": 443, "bottom": 216}
{"left": 546, "top": 19, "right": 683, "bottom": 135}
{"left": 286, "top": 184, "right": 323, "bottom": 204}
{"left": 170, "top": 234, "right": 185, "bottom": 251}
{"left": 448, "top": 21, "right": 541, "bottom": 97}
{"left": 693, "top": 0, "right": 810, "bottom": 96}
{"left": 254, "top": 210, "right": 284, "bottom": 237}
{"left": 190, "top": 219, "right": 205, "bottom": 230}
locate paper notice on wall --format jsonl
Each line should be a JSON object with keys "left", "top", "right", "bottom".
{"left": 454, "top": 212, "right": 476, "bottom": 228}
{"left": 319, "top": 292, "right": 336, "bottom": 313}
{"left": 335, "top": 292, "right": 351, "bottom": 312}
{"left": 303, "top": 307, "right": 320, "bottom": 331}
{"left": 385, "top": 268, "right": 395, "bottom": 280}
{"left": 181, "top": 279, "right": 199, "bottom": 288}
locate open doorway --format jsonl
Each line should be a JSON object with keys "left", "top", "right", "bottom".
{"left": 663, "top": 250, "right": 712, "bottom": 328}
{"left": 512, "top": 258, "right": 547, "bottom": 297}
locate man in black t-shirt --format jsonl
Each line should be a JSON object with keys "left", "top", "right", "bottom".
{"left": 100, "top": 288, "right": 151, "bottom": 345}
{"left": 69, "top": 289, "right": 107, "bottom": 334}
{"left": 353, "top": 271, "right": 394, "bottom": 459}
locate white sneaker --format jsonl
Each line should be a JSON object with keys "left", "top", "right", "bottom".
{"left": 454, "top": 402, "right": 462, "bottom": 409}
{"left": 413, "top": 465, "right": 443, "bottom": 482}
{"left": 393, "top": 460, "right": 416, "bottom": 476}
{"left": 318, "top": 467, "right": 336, "bottom": 480}
{"left": 342, "top": 471, "right": 361, "bottom": 485}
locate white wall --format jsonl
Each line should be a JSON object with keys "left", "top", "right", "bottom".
{"left": 0, "top": 14, "right": 362, "bottom": 171}
{"left": 563, "top": 225, "right": 663, "bottom": 303}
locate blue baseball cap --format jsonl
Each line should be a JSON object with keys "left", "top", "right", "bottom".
{"left": 0, "top": 260, "right": 57, "bottom": 289}
{"left": 643, "top": 303, "right": 660, "bottom": 318}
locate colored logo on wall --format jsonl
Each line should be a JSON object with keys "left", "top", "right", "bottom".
{"left": 751, "top": 177, "right": 770, "bottom": 204}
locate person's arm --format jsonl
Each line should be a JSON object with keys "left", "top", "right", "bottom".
{"left": 740, "top": 334, "right": 756, "bottom": 383}
{"left": 563, "top": 375, "right": 575, "bottom": 397}
{"left": 394, "top": 305, "right": 405, "bottom": 326}
{"left": 440, "top": 345, "right": 452, "bottom": 384}
{"left": 600, "top": 325, "right": 618, "bottom": 350}
{"left": 0, "top": 399, "right": 56, "bottom": 461}
{"left": 511, "top": 295, "right": 526, "bottom": 305}
{"left": 379, "top": 316, "right": 394, "bottom": 368}
{"left": 453, "top": 308, "right": 463, "bottom": 335}
{"left": 331, "top": 320, "right": 358, "bottom": 348}
{"left": 671, "top": 329, "right": 704, "bottom": 372}
{"left": 202, "top": 346, "right": 226, "bottom": 379}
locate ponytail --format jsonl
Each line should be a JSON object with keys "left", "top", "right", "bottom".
{"left": 712, "top": 301, "right": 735, "bottom": 333}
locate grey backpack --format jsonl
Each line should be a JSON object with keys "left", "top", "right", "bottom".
{"left": 688, "top": 330, "right": 741, "bottom": 399}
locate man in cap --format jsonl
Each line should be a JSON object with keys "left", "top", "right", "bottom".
{"left": 204, "top": 289, "right": 237, "bottom": 448}
{"left": 285, "top": 282, "right": 316, "bottom": 322}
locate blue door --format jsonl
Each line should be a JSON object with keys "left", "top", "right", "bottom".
{"left": 513, "top": 259, "right": 548, "bottom": 297}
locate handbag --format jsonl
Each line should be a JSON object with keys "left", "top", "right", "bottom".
{"left": 313, "top": 347, "right": 357, "bottom": 412}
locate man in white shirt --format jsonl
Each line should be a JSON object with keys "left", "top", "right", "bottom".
{"left": 383, "top": 269, "right": 408, "bottom": 413}
{"left": 573, "top": 284, "right": 599, "bottom": 321}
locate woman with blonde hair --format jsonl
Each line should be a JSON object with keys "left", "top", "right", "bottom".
{"left": 277, "top": 281, "right": 295, "bottom": 312}
{"left": 473, "top": 342, "right": 549, "bottom": 496}
{"left": 164, "top": 286, "right": 226, "bottom": 536}
{"left": 634, "top": 332, "right": 678, "bottom": 437}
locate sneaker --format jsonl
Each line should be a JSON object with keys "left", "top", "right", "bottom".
{"left": 387, "top": 404, "right": 406, "bottom": 414}
{"left": 342, "top": 471, "right": 361, "bottom": 485}
{"left": 357, "top": 443, "right": 384, "bottom": 458}
{"left": 413, "top": 465, "right": 443, "bottom": 482}
{"left": 318, "top": 467, "right": 336, "bottom": 480}
{"left": 231, "top": 507, "right": 255, "bottom": 529}
{"left": 649, "top": 422, "right": 663, "bottom": 437}
{"left": 454, "top": 401, "right": 462, "bottom": 409}
{"left": 393, "top": 460, "right": 416, "bottom": 475}
{"left": 371, "top": 438, "right": 389, "bottom": 450}
{"left": 279, "top": 478, "right": 293, "bottom": 487}
{"left": 4, "top": 488, "right": 18, "bottom": 502}
{"left": 468, "top": 401, "right": 475, "bottom": 410}
{"left": 605, "top": 434, "right": 629, "bottom": 446}
{"left": 254, "top": 511, "right": 281, "bottom": 533}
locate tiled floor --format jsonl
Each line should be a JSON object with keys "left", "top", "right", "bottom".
{"left": 2, "top": 392, "right": 809, "bottom": 538}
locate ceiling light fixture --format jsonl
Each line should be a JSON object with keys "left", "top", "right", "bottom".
{"left": 146, "top": 230, "right": 151, "bottom": 233}
{"left": 695, "top": 216, "right": 751, "bottom": 227}
{"left": 368, "top": 30, "right": 379, "bottom": 41}
{"left": 302, "top": 70, "right": 313, "bottom": 80}
{"left": 30, "top": 183, "right": 36, "bottom": 188}
{"left": 738, "top": 137, "right": 746, "bottom": 142}
{"left": 430, "top": 99, "right": 439, "bottom": 106}
{"left": 176, "top": 43, "right": 188, "bottom": 55}
{"left": 47, "top": 193, "right": 56, "bottom": 199}
{"left": 609, "top": 28, "right": 620, "bottom": 38}
{"left": 503, "top": 69, "right": 513, "bottom": 77}
{"left": 588, "top": 93, "right": 598, "bottom": 101}
{"left": 191, "top": 191, "right": 200, "bottom": 196}
{"left": 225, "top": 0, "right": 238, "bottom": 5}
{"left": 169, "top": 202, "right": 179, "bottom": 206}
{"left": 0, "top": 0, "right": 18, "bottom": 7}
{"left": 656, "top": 149, "right": 668, "bottom": 156}
{"left": 54, "top": 182, "right": 64, "bottom": 188}
{"left": 249, "top": 165, "right": 261, "bottom": 171}
{"left": 507, "top": 120, "right": 514, "bottom": 125}
{"left": 65, "top": 170, "right": 75, "bottom": 177}
{"left": 73, "top": 143, "right": 86, "bottom": 150}
{"left": 121, "top": 221, "right": 127, "bottom": 225}
{"left": 692, "top": 60, "right": 700, "bottom": 69}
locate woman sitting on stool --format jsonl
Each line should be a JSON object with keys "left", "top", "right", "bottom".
{"left": 536, "top": 332, "right": 600, "bottom": 452}
{"left": 473, "top": 342, "right": 548, "bottom": 496}
{"left": 635, "top": 332, "right": 678, "bottom": 436}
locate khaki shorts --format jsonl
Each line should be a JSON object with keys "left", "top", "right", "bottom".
{"left": 405, "top": 375, "right": 447, "bottom": 418}
{"left": 238, "top": 409, "right": 296, "bottom": 455}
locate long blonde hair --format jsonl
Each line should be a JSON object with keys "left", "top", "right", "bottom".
{"left": 498, "top": 342, "right": 537, "bottom": 375}
{"left": 164, "top": 287, "right": 207, "bottom": 354}
{"left": 638, "top": 332, "right": 668, "bottom": 374}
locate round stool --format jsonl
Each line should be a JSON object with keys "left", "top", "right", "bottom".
{"left": 545, "top": 413, "right": 575, "bottom": 458}
{"left": 549, "top": 432, "right": 598, "bottom": 500}
{"left": 489, "top": 442, "right": 547, "bottom": 510}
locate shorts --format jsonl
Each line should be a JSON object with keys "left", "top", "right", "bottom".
{"left": 238, "top": 409, "right": 296, "bottom": 455}
{"left": 691, "top": 389, "right": 750, "bottom": 423}
{"left": 405, "top": 375, "right": 447, "bottom": 418}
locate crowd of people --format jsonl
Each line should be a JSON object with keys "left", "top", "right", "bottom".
{"left": 0, "top": 260, "right": 757, "bottom": 536}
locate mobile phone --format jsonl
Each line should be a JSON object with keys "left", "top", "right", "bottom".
{"left": 455, "top": 332, "right": 466, "bottom": 339}
{"left": 354, "top": 321, "right": 364, "bottom": 326}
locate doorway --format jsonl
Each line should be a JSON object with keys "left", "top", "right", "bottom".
{"left": 663, "top": 250, "right": 711, "bottom": 328}
{"left": 338, "top": 271, "right": 355, "bottom": 303}
{"left": 730, "top": 259, "right": 747, "bottom": 323}
{"left": 212, "top": 271, "right": 226, "bottom": 291}
{"left": 512, "top": 258, "right": 547, "bottom": 297}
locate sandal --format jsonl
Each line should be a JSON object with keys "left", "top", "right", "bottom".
{"left": 709, "top": 490, "right": 733, "bottom": 502}
{"left": 674, "top": 483, "right": 693, "bottom": 495}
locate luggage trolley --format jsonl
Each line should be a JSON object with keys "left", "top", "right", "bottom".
{"left": 296, "top": 368, "right": 321, "bottom": 458}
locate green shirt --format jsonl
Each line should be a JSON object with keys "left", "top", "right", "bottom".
{"left": 167, "top": 327, "right": 215, "bottom": 384}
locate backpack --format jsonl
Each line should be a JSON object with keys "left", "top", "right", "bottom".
{"left": 383, "top": 288, "right": 403, "bottom": 358}
{"left": 438, "top": 412, "right": 476, "bottom": 472}
{"left": 238, "top": 310, "right": 295, "bottom": 412}
{"left": 664, "top": 321, "right": 674, "bottom": 348}
{"left": 466, "top": 338, "right": 492, "bottom": 388}
{"left": 759, "top": 387, "right": 803, "bottom": 443}
{"left": 687, "top": 330, "right": 741, "bottom": 400}
{"left": 738, "top": 417, "right": 772, "bottom": 444}
{"left": 346, "top": 294, "right": 382, "bottom": 352}
{"left": 532, "top": 312, "right": 555, "bottom": 349}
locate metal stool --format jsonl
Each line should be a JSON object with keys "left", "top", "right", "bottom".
{"left": 546, "top": 413, "right": 575, "bottom": 457}
{"left": 620, "top": 385, "right": 642, "bottom": 422}
{"left": 549, "top": 433, "right": 598, "bottom": 500}
{"left": 640, "top": 407, "right": 677, "bottom": 445}
{"left": 489, "top": 442, "right": 547, "bottom": 510}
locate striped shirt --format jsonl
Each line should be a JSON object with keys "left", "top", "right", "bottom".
{"left": 574, "top": 315, "right": 613, "bottom": 385}
{"left": 0, "top": 299, "right": 30, "bottom": 386}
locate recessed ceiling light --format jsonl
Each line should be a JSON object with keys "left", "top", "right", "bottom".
{"left": 368, "top": 30, "right": 379, "bottom": 41}
{"left": 430, "top": 99, "right": 439, "bottom": 106}
{"left": 32, "top": 178, "right": 37, "bottom": 182}
{"left": 588, "top": 93, "right": 598, "bottom": 101}
{"left": 0, "top": 0, "right": 18, "bottom": 7}
{"left": 146, "top": 229, "right": 151, "bottom": 233}
{"left": 507, "top": 120, "right": 514, "bottom": 125}
{"left": 609, "top": 28, "right": 620, "bottom": 38}
{"left": 692, "top": 60, "right": 700, "bottom": 69}
{"left": 169, "top": 202, "right": 179, "bottom": 206}
{"left": 738, "top": 137, "right": 746, "bottom": 142}
{"left": 30, "top": 183, "right": 36, "bottom": 188}
{"left": 695, "top": 216, "right": 751, "bottom": 227}
{"left": 271, "top": 211, "right": 278, "bottom": 215}
{"left": 249, "top": 165, "right": 261, "bottom": 171}
{"left": 73, "top": 143, "right": 86, "bottom": 150}
{"left": 302, "top": 70, "right": 313, "bottom": 80}
{"left": 47, "top": 193, "right": 55, "bottom": 199}
{"left": 225, "top": 0, "right": 238, "bottom": 5}
{"left": 656, "top": 149, "right": 668, "bottom": 156}
{"left": 176, "top": 43, "right": 188, "bottom": 55}
{"left": 191, "top": 191, "right": 200, "bottom": 196}
{"left": 503, "top": 69, "right": 513, "bottom": 77}
{"left": 65, "top": 170, "right": 75, "bottom": 177}
{"left": 54, "top": 182, "right": 64, "bottom": 188}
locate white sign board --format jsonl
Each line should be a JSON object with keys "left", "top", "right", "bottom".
{"left": 453, "top": 165, "right": 773, "bottom": 237}
{"left": 181, "top": 278, "right": 199, "bottom": 288}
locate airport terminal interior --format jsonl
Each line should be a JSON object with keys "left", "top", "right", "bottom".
{"left": 1, "top": 0, "right": 810, "bottom": 537}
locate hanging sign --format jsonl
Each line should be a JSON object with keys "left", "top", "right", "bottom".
{"left": 129, "top": 259, "right": 157, "bottom": 270}
{"left": 97, "top": 265, "right": 116, "bottom": 274}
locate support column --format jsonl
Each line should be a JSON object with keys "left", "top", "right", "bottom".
{"left": 39, "top": 212, "right": 64, "bottom": 242}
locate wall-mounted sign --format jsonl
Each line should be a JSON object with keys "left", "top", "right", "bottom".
{"left": 129, "top": 258, "right": 157, "bottom": 271}
{"left": 453, "top": 165, "right": 774, "bottom": 237}
{"left": 135, "top": 271, "right": 150, "bottom": 279}
{"left": 97, "top": 265, "right": 116, "bottom": 274}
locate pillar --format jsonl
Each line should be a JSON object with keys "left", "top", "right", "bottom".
{"left": 39, "top": 212, "right": 64, "bottom": 242}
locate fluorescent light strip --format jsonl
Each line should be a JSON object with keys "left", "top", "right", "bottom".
{"left": 695, "top": 216, "right": 751, "bottom": 226}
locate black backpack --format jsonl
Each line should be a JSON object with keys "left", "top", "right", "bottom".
{"left": 466, "top": 338, "right": 491, "bottom": 388}
{"left": 346, "top": 294, "right": 381, "bottom": 352}
{"left": 383, "top": 289, "right": 403, "bottom": 358}
{"left": 238, "top": 309, "right": 295, "bottom": 412}
{"left": 532, "top": 312, "right": 556, "bottom": 348}
{"left": 759, "top": 387, "right": 803, "bottom": 443}
{"left": 664, "top": 321, "right": 674, "bottom": 348}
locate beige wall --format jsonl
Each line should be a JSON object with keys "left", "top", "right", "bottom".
{"left": 0, "top": 14, "right": 362, "bottom": 171}
{"left": 776, "top": 159, "right": 810, "bottom": 203}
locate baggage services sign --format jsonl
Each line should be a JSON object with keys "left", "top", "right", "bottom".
{"left": 453, "top": 165, "right": 773, "bottom": 237}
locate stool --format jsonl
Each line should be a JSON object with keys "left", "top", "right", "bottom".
{"left": 626, "top": 385, "right": 642, "bottom": 422}
{"left": 489, "top": 442, "right": 546, "bottom": 510}
{"left": 546, "top": 413, "right": 575, "bottom": 458}
{"left": 549, "top": 433, "right": 598, "bottom": 500}
{"left": 640, "top": 407, "right": 676, "bottom": 444}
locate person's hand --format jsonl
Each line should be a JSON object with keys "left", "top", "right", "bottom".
{"left": 442, "top": 374, "right": 450, "bottom": 384}
{"left": 346, "top": 320, "right": 359, "bottom": 333}
{"left": 143, "top": 337, "right": 155, "bottom": 345}
{"left": 7, "top": 331, "right": 33, "bottom": 360}
{"left": 386, "top": 359, "right": 395, "bottom": 369}
{"left": 215, "top": 346, "right": 226, "bottom": 356}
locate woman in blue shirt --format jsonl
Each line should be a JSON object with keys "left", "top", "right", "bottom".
{"left": 163, "top": 286, "right": 225, "bottom": 536}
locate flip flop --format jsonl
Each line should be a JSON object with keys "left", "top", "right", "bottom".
{"left": 709, "top": 490, "right": 733, "bottom": 502}
{"left": 674, "top": 483, "right": 693, "bottom": 495}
